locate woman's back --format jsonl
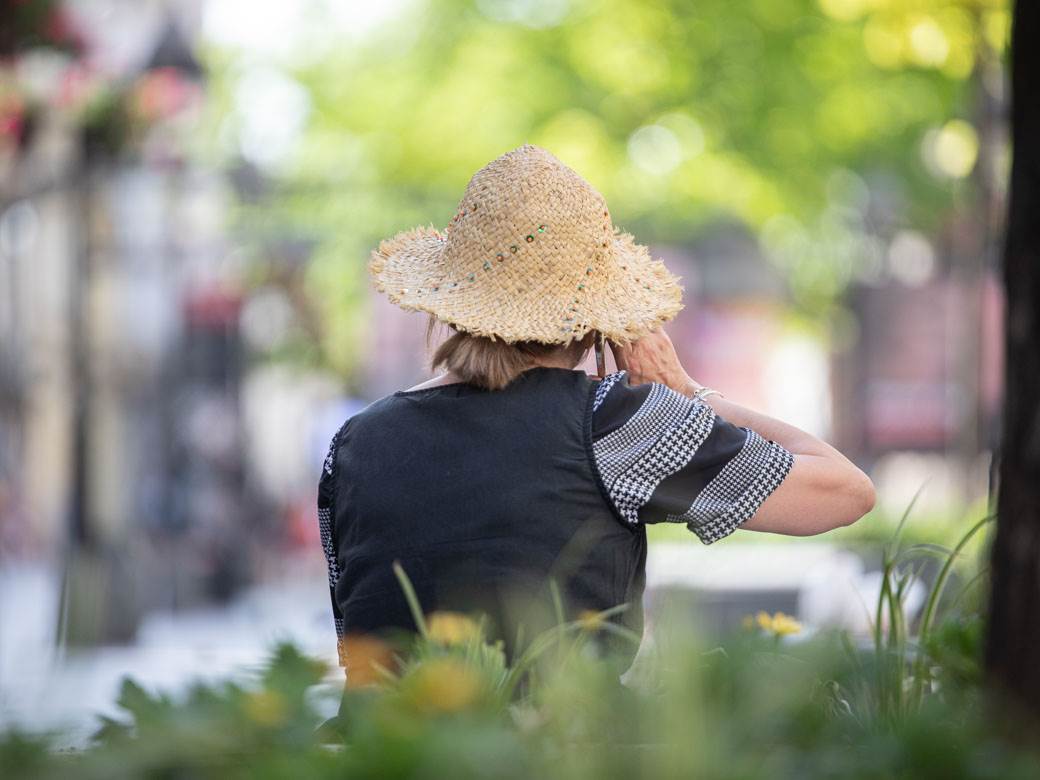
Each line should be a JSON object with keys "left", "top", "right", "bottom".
{"left": 319, "top": 367, "right": 646, "bottom": 662}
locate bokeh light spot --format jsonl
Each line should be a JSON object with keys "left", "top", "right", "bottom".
{"left": 628, "top": 124, "right": 683, "bottom": 176}
{"left": 887, "top": 230, "right": 936, "bottom": 286}
{"left": 922, "top": 120, "right": 978, "bottom": 179}
{"left": 908, "top": 17, "right": 949, "bottom": 67}
{"left": 817, "top": 0, "right": 869, "bottom": 23}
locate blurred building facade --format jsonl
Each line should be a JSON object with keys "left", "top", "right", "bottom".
{"left": 0, "top": 2, "right": 265, "bottom": 641}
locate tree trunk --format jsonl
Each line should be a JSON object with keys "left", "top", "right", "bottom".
{"left": 985, "top": 0, "right": 1040, "bottom": 716}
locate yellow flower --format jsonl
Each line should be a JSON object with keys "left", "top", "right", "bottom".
{"left": 770, "top": 611, "right": 803, "bottom": 636}
{"left": 426, "top": 611, "right": 481, "bottom": 646}
{"left": 577, "top": 609, "right": 605, "bottom": 632}
{"left": 243, "top": 690, "right": 287, "bottom": 727}
{"left": 755, "top": 610, "right": 774, "bottom": 632}
{"left": 407, "top": 658, "right": 483, "bottom": 714}
{"left": 341, "top": 634, "right": 395, "bottom": 688}
{"left": 745, "top": 610, "right": 803, "bottom": 637}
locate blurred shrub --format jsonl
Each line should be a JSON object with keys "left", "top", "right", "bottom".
{"left": 3, "top": 517, "right": 1037, "bottom": 779}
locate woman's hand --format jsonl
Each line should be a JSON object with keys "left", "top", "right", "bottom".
{"left": 611, "top": 327, "right": 875, "bottom": 535}
{"left": 608, "top": 329, "right": 699, "bottom": 395}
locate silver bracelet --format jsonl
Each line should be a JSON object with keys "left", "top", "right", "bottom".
{"left": 692, "top": 386, "right": 724, "bottom": 402}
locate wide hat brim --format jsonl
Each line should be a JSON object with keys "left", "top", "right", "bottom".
{"left": 370, "top": 225, "right": 683, "bottom": 345}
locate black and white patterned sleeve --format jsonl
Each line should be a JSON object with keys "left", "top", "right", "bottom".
{"left": 317, "top": 429, "right": 346, "bottom": 665}
{"left": 591, "top": 371, "right": 794, "bottom": 545}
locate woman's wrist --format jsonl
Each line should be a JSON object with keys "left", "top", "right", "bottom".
{"left": 679, "top": 375, "right": 703, "bottom": 398}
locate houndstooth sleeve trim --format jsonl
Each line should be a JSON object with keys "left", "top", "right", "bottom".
{"left": 593, "top": 370, "right": 628, "bottom": 412}
{"left": 592, "top": 379, "right": 718, "bottom": 525}
{"left": 603, "top": 407, "right": 716, "bottom": 525}
{"left": 590, "top": 377, "right": 794, "bottom": 544}
{"left": 670, "top": 429, "right": 794, "bottom": 544}
{"left": 317, "top": 429, "right": 346, "bottom": 662}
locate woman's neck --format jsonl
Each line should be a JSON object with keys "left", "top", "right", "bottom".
{"left": 405, "top": 358, "right": 582, "bottom": 393}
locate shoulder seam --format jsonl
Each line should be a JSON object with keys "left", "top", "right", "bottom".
{"left": 318, "top": 421, "right": 346, "bottom": 662}
{"left": 592, "top": 370, "right": 627, "bottom": 413}
{"left": 583, "top": 375, "right": 634, "bottom": 529}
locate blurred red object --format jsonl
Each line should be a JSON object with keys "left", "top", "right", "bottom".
{"left": 131, "top": 67, "right": 201, "bottom": 123}
{"left": 183, "top": 287, "right": 242, "bottom": 328}
{"left": 286, "top": 497, "right": 319, "bottom": 549}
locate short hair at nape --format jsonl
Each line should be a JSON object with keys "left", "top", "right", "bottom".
{"left": 428, "top": 317, "right": 594, "bottom": 391}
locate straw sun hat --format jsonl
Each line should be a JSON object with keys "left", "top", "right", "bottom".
{"left": 369, "top": 144, "right": 683, "bottom": 345}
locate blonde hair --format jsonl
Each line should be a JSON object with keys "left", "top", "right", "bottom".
{"left": 429, "top": 318, "right": 594, "bottom": 391}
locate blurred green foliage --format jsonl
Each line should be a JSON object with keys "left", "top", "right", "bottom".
{"left": 205, "top": 0, "right": 1008, "bottom": 375}
{"left": 3, "top": 523, "right": 1037, "bottom": 779}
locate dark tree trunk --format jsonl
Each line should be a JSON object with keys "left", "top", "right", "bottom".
{"left": 986, "top": 0, "right": 1040, "bottom": 716}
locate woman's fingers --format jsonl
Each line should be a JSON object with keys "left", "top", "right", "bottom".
{"left": 607, "top": 329, "right": 693, "bottom": 392}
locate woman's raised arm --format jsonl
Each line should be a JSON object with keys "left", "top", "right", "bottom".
{"left": 610, "top": 329, "right": 876, "bottom": 537}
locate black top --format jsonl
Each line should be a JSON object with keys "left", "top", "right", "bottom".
{"left": 317, "top": 367, "right": 793, "bottom": 673}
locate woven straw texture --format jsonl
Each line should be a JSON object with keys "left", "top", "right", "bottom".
{"left": 369, "top": 144, "right": 684, "bottom": 344}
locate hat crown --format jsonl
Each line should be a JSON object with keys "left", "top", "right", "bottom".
{"left": 440, "top": 145, "right": 612, "bottom": 281}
